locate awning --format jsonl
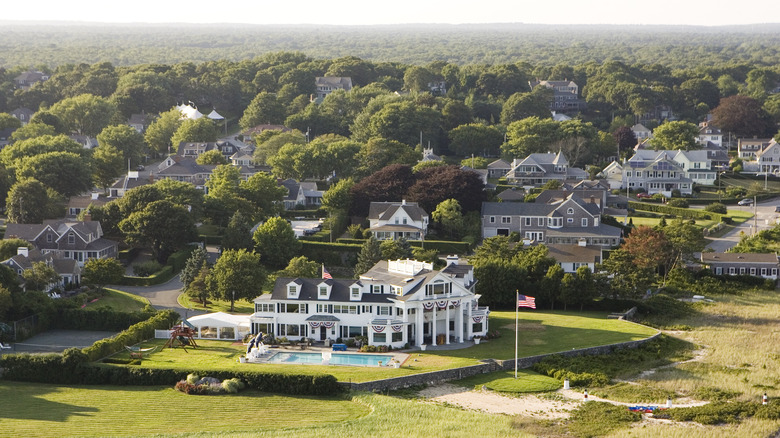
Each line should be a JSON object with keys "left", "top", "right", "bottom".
{"left": 305, "top": 315, "right": 341, "bottom": 322}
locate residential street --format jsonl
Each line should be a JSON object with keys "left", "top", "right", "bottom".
{"left": 705, "top": 198, "right": 780, "bottom": 252}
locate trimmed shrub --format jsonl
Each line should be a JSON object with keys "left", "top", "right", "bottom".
{"left": 133, "top": 260, "right": 163, "bottom": 277}
{"left": 705, "top": 202, "right": 728, "bottom": 214}
{"left": 81, "top": 310, "right": 180, "bottom": 361}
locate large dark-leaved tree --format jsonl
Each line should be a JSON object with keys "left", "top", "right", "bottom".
{"left": 712, "top": 95, "right": 775, "bottom": 138}
{"left": 349, "top": 164, "right": 415, "bottom": 217}
{"left": 406, "top": 165, "right": 486, "bottom": 213}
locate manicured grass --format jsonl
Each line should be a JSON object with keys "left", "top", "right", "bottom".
{"left": 435, "top": 310, "right": 658, "bottom": 361}
{"left": 629, "top": 216, "right": 719, "bottom": 229}
{"left": 112, "top": 311, "right": 656, "bottom": 383}
{"left": 454, "top": 369, "right": 561, "bottom": 393}
{"left": 0, "top": 381, "right": 368, "bottom": 437}
{"left": 177, "top": 294, "right": 255, "bottom": 314}
{"left": 82, "top": 288, "right": 150, "bottom": 312}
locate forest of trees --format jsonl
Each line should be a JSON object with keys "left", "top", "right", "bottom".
{"left": 1, "top": 23, "right": 780, "bottom": 68}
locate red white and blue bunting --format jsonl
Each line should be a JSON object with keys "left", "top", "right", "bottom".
{"left": 391, "top": 325, "right": 403, "bottom": 332}
{"left": 372, "top": 325, "right": 386, "bottom": 332}
{"left": 472, "top": 316, "right": 484, "bottom": 323}
{"left": 436, "top": 300, "right": 448, "bottom": 309}
{"left": 450, "top": 300, "right": 460, "bottom": 307}
{"left": 309, "top": 321, "right": 336, "bottom": 329}
{"left": 321, "top": 321, "right": 335, "bottom": 329}
{"left": 308, "top": 322, "right": 321, "bottom": 328}
{"left": 422, "top": 302, "right": 435, "bottom": 310}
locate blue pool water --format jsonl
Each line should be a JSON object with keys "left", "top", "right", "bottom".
{"left": 266, "top": 352, "right": 395, "bottom": 366}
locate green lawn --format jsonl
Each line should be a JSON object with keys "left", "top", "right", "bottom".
{"left": 454, "top": 369, "right": 561, "bottom": 393}
{"left": 0, "top": 382, "right": 522, "bottom": 438}
{"left": 112, "top": 310, "right": 657, "bottom": 383}
{"left": 82, "top": 288, "right": 150, "bottom": 312}
{"left": 0, "top": 381, "right": 368, "bottom": 438}
{"left": 178, "top": 294, "right": 255, "bottom": 314}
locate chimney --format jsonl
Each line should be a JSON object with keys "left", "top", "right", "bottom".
{"left": 446, "top": 255, "right": 459, "bottom": 266}
{"left": 578, "top": 238, "right": 587, "bottom": 247}
{"left": 17, "top": 247, "right": 29, "bottom": 257}
{"left": 401, "top": 199, "right": 406, "bottom": 205}
{"left": 91, "top": 192, "right": 99, "bottom": 200}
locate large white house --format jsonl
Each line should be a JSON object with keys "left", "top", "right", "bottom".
{"left": 368, "top": 201, "right": 429, "bottom": 240}
{"left": 250, "top": 258, "right": 488, "bottom": 349}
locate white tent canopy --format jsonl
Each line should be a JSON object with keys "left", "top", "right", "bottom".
{"left": 207, "top": 109, "right": 224, "bottom": 120}
{"left": 176, "top": 103, "right": 203, "bottom": 120}
{"left": 187, "top": 312, "right": 251, "bottom": 340}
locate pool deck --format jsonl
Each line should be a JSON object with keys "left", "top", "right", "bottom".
{"left": 244, "top": 345, "right": 410, "bottom": 367}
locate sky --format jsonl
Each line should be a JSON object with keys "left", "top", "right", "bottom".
{"left": 4, "top": 0, "right": 777, "bottom": 26}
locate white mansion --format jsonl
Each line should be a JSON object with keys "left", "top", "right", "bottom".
{"left": 250, "top": 258, "right": 489, "bottom": 349}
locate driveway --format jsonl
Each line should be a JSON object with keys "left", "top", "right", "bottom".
{"left": 705, "top": 198, "right": 780, "bottom": 252}
{"left": 112, "top": 245, "right": 221, "bottom": 319}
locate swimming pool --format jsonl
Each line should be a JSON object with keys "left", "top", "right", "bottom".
{"left": 266, "top": 352, "right": 395, "bottom": 366}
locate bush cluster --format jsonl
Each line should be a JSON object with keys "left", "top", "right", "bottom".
{"left": 628, "top": 201, "right": 726, "bottom": 222}
{"left": 531, "top": 336, "right": 688, "bottom": 387}
{"left": 0, "top": 352, "right": 343, "bottom": 395}
{"left": 359, "top": 344, "right": 393, "bottom": 352}
{"left": 133, "top": 260, "right": 163, "bottom": 277}
{"left": 174, "top": 376, "right": 246, "bottom": 395}
{"left": 654, "top": 400, "right": 780, "bottom": 424}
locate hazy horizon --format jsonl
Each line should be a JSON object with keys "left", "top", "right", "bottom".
{"left": 4, "top": 0, "right": 778, "bottom": 27}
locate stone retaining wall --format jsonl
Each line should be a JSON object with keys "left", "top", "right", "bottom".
{"left": 340, "top": 330, "right": 661, "bottom": 392}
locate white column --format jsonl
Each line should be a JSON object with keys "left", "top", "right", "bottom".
{"left": 416, "top": 304, "right": 424, "bottom": 346}
{"left": 467, "top": 299, "right": 473, "bottom": 339}
{"left": 457, "top": 301, "right": 464, "bottom": 343}
{"left": 432, "top": 304, "right": 437, "bottom": 346}
{"left": 445, "top": 302, "right": 451, "bottom": 344}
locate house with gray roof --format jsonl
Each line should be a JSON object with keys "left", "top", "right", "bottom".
{"left": 700, "top": 252, "right": 779, "bottom": 280}
{"left": 14, "top": 71, "right": 49, "bottom": 90}
{"left": 481, "top": 195, "right": 621, "bottom": 247}
{"left": 4, "top": 220, "right": 118, "bottom": 267}
{"left": 279, "top": 179, "right": 323, "bottom": 209}
{"left": 313, "top": 77, "right": 353, "bottom": 102}
{"left": 487, "top": 159, "right": 511, "bottom": 179}
{"left": 505, "top": 151, "right": 588, "bottom": 186}
{"left": 2, "top": 247, "right": 80, "bottom": 292}
{"left": 10, "top": 107, "right": 34, "bottom": 126}
{"left": 546, "top": 243, "right": 602, "bottom": 274}
{"left": 623, "top": 149, "right": 714, "bottom": 195}
{"left": 528, "top": 80, "right": 586, "bottom": 113}
{"left": 250, "top": 257, "right": 487, "bottom": 348}
{"left": 368, "top": 201, "right": 429, "bottom": 241}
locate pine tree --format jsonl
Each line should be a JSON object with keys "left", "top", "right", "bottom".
{"left": 180, "top": 246, "right": 208, "bottom": 290}
{"left": 354, "top": 235, "right": 382, "bottom": 277}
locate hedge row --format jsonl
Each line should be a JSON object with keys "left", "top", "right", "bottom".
{"left": 54, "top": 307, "right": 157, "bottom": 332}
{"left": 336, "top": 238, "right": 471, "bottom": 254}
{"left": 301, "top": 241, "right": 363, "bottom": 253}
{"left": 628, "top": 201, "right": 728, "bottom": 222}
{"left": 0, "top": 352, "right": 341, "bottom": 395}
{"left": 81, "top": 310, "right": 180, "bottom": 361}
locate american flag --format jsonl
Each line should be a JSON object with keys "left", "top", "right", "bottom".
{"left": 322, "top": 265, "right": 333, "bottom": 280}
{"left": 518, "top": 295, "right": 536, "bottom": 309}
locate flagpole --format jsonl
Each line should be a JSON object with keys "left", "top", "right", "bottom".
{"left": 515, "top": 289, "right": 519, "bottom": 379}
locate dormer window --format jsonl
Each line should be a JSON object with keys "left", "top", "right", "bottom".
{"left": 350, "top": 287, "right": 360, "bottom": 299}
{"left": 288, "top": 285, "right": 298, "bottom": 297}
{"left": 68, "top": 232, "right": 75, "bottom": 244}
{"left": 319, "top": 286, "right": 328, "bottom": 297}
{"left": 566, "top": 208, "right": 574, "bottom": 215}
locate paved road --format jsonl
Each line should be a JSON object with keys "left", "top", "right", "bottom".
{"left": 112, "top": 245, "right": 222, "bottom": 319}
{"left": 705, "top": 198, "right": 780, "bottom": 252}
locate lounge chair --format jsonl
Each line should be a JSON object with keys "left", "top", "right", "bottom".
{"left": 0, "top": 342, "right": 12, "bottom": 350}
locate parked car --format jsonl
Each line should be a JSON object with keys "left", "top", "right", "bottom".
{"left": 136, "top": 165, "right": 145, "bottom": 171}
{"left": 774, "top": 205, "right": 780, "bottom": 213}
{"left": 636, "top": 192, "right": 653, "bottom": 199}
{"left": 738, "top": 198, "right": 753, "bottom": 206}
